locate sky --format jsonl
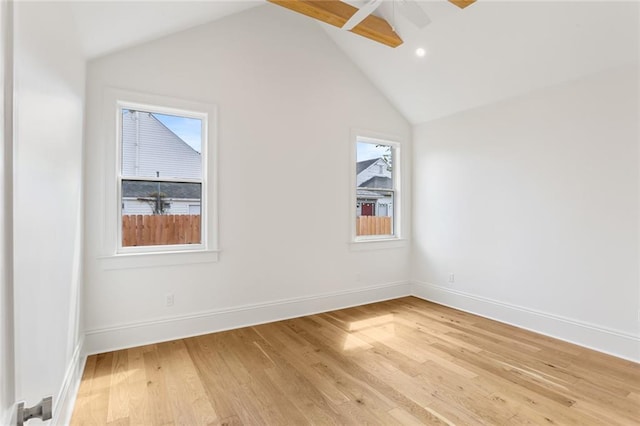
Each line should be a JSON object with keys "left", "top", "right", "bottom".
{"left": 154, "top": 113, "right": 202, "bottom": 153}
{"left": 357, "top": 142, "right": 389, "bottom": 162}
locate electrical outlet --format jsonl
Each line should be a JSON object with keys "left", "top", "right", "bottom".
{"left": 165, "top": 293, "right": 174, "bottom": 307}
{"left": 448, "top": 273, "right": 455, "bottom": 283}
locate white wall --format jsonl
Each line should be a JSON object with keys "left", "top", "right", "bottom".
{"left": 12, "top": 1, "right": 85, "bottom": 422}
{"left": 0, "top": 0, "right": 15, "bottom": 423}
{"left": 413, "top": 64, "right": 640, "bottom": 361}
{"left": 83, "top": 5, "right": 411, "bottom": 352}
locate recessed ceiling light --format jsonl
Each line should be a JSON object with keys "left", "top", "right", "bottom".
{"left": 415, "top": 47, "right": 426, "bottom": 58}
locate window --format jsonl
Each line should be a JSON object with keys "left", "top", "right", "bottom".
{"left": 117, "top": 104, "right": 207, "bottom": 252}
{"left": 354, "top": 136, "right": 400, "bottom": 241}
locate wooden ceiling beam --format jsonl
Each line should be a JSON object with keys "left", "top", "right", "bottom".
{"left": 267, "top": 0, "right": 403, "bottom": 48}
{"left": 448, "top": 0, "right": 477, "bottom": 9}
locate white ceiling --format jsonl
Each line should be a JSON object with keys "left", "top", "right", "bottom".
{"left": 322, "top": 1, "right": 640, "bottom": 123}
{"left": 69, "top": 1, "right": 260, "bottom": 59}
{"left": 69, "top": 1, "right": 639, "bottom": 124}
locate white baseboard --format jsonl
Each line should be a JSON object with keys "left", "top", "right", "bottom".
{"left": 412, "top": 281, "right": 640, "bottom": 363}
{"left": 84, "top": 281, "right": 412, "bottom": 355}
{"left": 51, "top": 337, "right": 86, "bottom": 426}
{"left": 82, "top": 280, "right": 638, "bottom": 363}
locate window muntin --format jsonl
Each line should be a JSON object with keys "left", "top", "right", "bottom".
{"left": 355, "top": 139, "right": 398, "bottom": 239}
{"left": 118, "top": 106, "right": 206, "bottom": 251}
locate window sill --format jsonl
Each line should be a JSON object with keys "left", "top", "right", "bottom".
{"left": 98, "top": 249, "right": 220, "bottom": 270}
{"left": 349, "top": 238, "right": 408, "bottom": 251}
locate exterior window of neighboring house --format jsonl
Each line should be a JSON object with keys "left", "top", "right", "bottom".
{"left": 118, "top": 106, "right": 205, "bottom": 250}
{"left": 355, "top": 137, "right": 399, "bottom": 239}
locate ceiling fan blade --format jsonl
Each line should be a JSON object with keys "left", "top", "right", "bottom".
{"left": 396, "top": 0, "right": 431, "bottom": 28}
{"left": 343, "top": 0, "right": 384, "bottom": 30}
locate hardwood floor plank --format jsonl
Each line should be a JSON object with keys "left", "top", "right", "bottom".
{"left": 237, "top": 370, "right": 309, "bottom": 425}
{"left": 261, "top": 366, "right": 345, "bottom": 424}
{"left": 155, "top": 340, "right": 218, "bottom": 425}
{"left": 71, "top": 297, "right": 640, "bottom": 425}
{"left": 387, "top": 407, "right": 432, "bottom": 425}
{"left": 142, "top": 347, "right": 176, "bottom": 425}
{"left": 350, "top": 351, "right": 458, "bottom": 424}
{"left": 70, "top": 354, "right": 99, "bottom": 426}
{"left": 417, "top": 370, "right": 513, "bottom": 424}
{"left": 183, "top": 336, "right": 247, "bottom": 421}
{"left": 253, "top": 322, "right": 353, "bottom": 405}
{"left": 206, "top": 331, "right": 254, "bottom": 386}
{"left": 86, "top": 352, "right": 114, "bottom": 425}
{"left": 106, "top": 349, "right": 130, "bottom": 423}
{"left": 301, "top": 332, "right": 458, "bottom": 424}
{"left": 126, "top": 347, "right": 152, "bottom": 425}
{"left": 225, "top": 327, "right": 276, "bottom": 372}
{"left": 334, "top": 400, "right": 400, "bottom": 425}
{"left": 571, "top": 399, "right": 639, "bottom": 425}
{"left": 251, "top": 336, "right": 350, "bottom": 424}
{"left": 106, "top": 418, "right": 130, "bottom": 426}
{"left": 489, "top": 391, "right": 605, "bottom": 425}
{"left": 432, "top": 342, "right": 578, "bottom": 407}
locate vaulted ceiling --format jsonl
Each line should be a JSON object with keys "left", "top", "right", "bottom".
{"left": 69, "top": 1, "right": 639, "bottom": 124}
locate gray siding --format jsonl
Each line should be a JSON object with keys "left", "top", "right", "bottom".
{"left": 122, "top": 110, "right": 202, "bottom": 180}
{"left": 356, "top": 158, "right": 391, "bottom": 187}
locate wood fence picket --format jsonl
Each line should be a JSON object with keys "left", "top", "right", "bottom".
{"left": 356, "top": 216, "right": 392, "bottom": 236}
{"left": 122, "top": 214, "right": 201, "bottom": 246}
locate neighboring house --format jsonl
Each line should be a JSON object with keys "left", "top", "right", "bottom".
{"left": 121, "top": 181, "right": 201, "bottom": 215}
{"left": 356, "top": 157, "right": 393, "bottom": 217}
{"left": 121, "top": 110, "right": 201, "bottom": 215}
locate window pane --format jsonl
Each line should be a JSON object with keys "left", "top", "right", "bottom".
{"left": 356, "top": 141, "right": 394, "bottom": 236}
{"left": 356, "top": 142, "right": 392, "bottom": 188}
{"left": 121, "top": 180, "right": 201, "bottom": 247}
{"left": 121, "top": 109, "right": 202, "bottom": 180}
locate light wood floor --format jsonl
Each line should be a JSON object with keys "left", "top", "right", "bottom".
{"left": 71, "top": 297, "right": 640, "bottom": 425}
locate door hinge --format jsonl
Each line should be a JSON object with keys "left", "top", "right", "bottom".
{"left": 16, "top": 396, "right": 52, "bottom": 425}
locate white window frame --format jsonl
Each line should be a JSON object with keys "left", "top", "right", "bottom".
{"left": 351, "top": 131, "right": 404, "bottom": 246}
{"left": 117, "top": 101, "right": 207, "bottom": 253}
{"left": 99, "top": 89, "right": 219, "bottom": 268}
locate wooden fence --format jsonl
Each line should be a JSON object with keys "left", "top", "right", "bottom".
{"left": 122, "top": 214, "right": 201, "bottom": 247}
{"left": 356, "top": 216, "right": 392, "bottom": 236}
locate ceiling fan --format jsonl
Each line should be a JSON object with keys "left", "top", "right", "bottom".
{"left": 343, "top": 0, "right": 431, "bottom": 32}
{"left": 267, "top": 0, "right": 477, "bottom": 48}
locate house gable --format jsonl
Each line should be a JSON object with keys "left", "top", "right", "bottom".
{"left": 356, "top": 157, "right": 390, "bottom": 187}
{"left": 122, "top": 110, "right": 201, "bottom": 179}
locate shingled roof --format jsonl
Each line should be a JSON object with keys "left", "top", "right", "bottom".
{"left": 122, "top": 180, "right": 201, "bottom": 199}
{"left": 359, "top": 175, "right": 392, "bottom": 189}
{"left": 356, "top": 158, "right": 380, "bottom": 175}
